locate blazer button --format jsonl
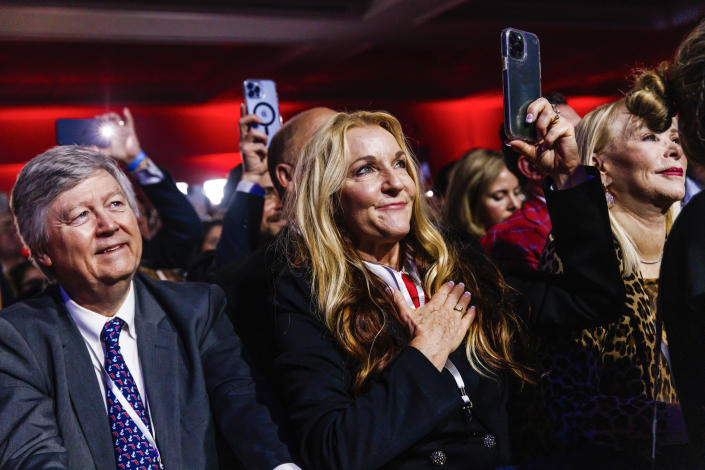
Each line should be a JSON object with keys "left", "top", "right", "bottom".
{"left": 429, "top": 449, "right": 447, "bottom": 466}
{"left": 482, "top": 433, "right": 497, "bottom": 448}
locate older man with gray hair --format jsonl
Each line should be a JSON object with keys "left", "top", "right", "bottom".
{"left": 0, "top": 146, "right": 298, "bottom": 470}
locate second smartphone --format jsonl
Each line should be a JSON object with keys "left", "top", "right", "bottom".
{"left": 501, "top": 28, "right": 542, "bottom": 142}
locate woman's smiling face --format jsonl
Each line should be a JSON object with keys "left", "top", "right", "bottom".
{"left": 340, "top": 125, "right": 417, "bottom": 254}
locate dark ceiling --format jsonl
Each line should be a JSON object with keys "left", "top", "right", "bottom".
{"left": 1, "top": 0, "right": 704, "bottom": 105}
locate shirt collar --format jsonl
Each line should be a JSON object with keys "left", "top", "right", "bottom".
{"left": 62, "top": 282, "right": 137, "bottom": 347}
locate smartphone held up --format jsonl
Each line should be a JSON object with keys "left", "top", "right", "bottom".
{"left": 501, "top": 28, "right": 541, "bottom": 142}
{"left": 56, "top": 118, "right": 117, "bottom": 148}
{"left": 243, "top": 79, "right": 282, "bottom": 147}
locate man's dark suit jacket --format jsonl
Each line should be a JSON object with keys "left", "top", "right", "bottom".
{"left": 0, "top": 272, "right": 290, "bottom": 470}
{"left": 216, "top": 191, "right": 264, "bottom": 269}
{"left": 660, "top": 190, "right": 705, "bottom": 462}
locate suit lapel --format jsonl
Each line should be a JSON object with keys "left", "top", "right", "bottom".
{"left": 133, "top": 277, "right": 182, "bottom": 470}
{"left": 57, "top": 294, "right": 116, "bottom": 470}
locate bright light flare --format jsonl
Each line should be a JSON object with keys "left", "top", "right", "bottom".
{"left": 98, "top": 122, "right": 116, "bottom": 140}
{"left": 176, "top": 182, "right": 189, "bottom": 195}
{"left": 203, "top": 178, "right": 227, "bottom": 205}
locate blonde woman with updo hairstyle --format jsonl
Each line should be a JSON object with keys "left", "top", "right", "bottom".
{"left": 538, "top": 71, "right": 688, "bottom": 462}
{"left": 656, "top": 18, "right": 705, "bottom": 462}
{"left": 272, "top": 102, "right": 625, "bottom": 469}
{"left": 443, "top": 149, "right": 523, "bottom": 239}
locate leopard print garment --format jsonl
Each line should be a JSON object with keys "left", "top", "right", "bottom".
{"left": 537, "top": 236, "right": 677, "bottom": 455}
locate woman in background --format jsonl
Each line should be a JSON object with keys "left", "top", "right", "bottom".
{"left": 538, "top": 70, "right": 687, "bottom": 462}
{"left": 443, "top": 148, "right": 523, "bottom": 239}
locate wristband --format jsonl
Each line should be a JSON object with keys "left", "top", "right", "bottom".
{"left": 126, "top": 150, "right": 147, "bottom": 171}
{"left": 236, "top": 180, "right": 266, "bottom": 197}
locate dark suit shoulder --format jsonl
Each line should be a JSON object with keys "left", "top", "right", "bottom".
{"left": 0, "top": 291, "right": 62, "bottom": 330}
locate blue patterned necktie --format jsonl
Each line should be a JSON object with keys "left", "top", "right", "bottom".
{"left": 101, "top": 318, "right": 161, "bottom": 470}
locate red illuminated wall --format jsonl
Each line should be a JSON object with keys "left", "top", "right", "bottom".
{"left": 0, "top": 94, "right": 615, "bottom": 192}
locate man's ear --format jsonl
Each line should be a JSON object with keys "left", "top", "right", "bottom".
{"left": 275, "top": 162, "right": 294, "bottom": 191}
{"left": 591, "top": 154, "right": 612, "bottom": 186}
{"left": 517, "top": 155, "right": 544, "bottom": 181}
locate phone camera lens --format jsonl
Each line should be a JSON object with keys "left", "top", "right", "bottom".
{"left": 254, "top": 86, "right": 260, "bottom": 94}
{"left": 508, "top": 31, "right": 524, "bottom": 59}
{"left": 248, "top": 91, "right": 255, "bottom": 98}
{"left": 246, "top": 82, "right": 254, "bottom": 89}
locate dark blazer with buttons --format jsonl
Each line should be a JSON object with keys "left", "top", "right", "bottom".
{"left": 271, "top": 171, "right": 625, "bottom": 470}
{"left": 0, "top": 272, "right": 291, "bottom": 470}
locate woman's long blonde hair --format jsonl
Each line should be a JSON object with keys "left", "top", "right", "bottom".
{"left": 575, "top": 72, "right": 681, "bottom": 276}
{"left": 443, "top": 148, "right": 507, "bottom": 238}
{"left": 285, "top": 111, "right": 530, "bottom": 390}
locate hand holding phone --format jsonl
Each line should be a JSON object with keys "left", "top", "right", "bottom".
{"left": 56, "top": 108, "right": 142, "bottom": 166}
{"left": 94, "top": 108, "right": 142, "bottom": 164}
{"left": 238, "top": 102, "right": 269, "bottom": 183}
{"left": 507, "top": 98, "right": 582, "bottom": 189}
{"left": 502, "top": 28, "right": 541, "bottom": 142}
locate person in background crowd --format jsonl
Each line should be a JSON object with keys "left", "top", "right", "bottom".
{"left": 0, "top": 194, "right": 25, "bottom": 306}
{"left": 657, "top": 18, "right": 705, "bottom": 463}
{"left": 201, "top": 218, "right": 223, "bottom": 252}
{"left": 7, "top": 260, "right": 46, "bottom": 301}
{"left": 213, "top": 106, "right": 336, "bottom": 460}
{"left": 271, "top": 102, "right": 625, "bottom": 469}
{"left": 95, "top": 108, "right": 202, "bottom": 278}
{"left": 0, "top": 195, "right": 23, "bottom": 273}
{"left": 482, "top": 94, "right": 582, "bottom": 273}
{"left": 426, "top": 159, "right": 457, "bottom": 217}
{"left": 0, "top": 146, "right": 298, "bottom": 469}
{"left": 217, "top": 105, "right": 336, "bottom": 375}
{"left": 187, "top": 104, "right": 289, "bottom": 283}
{"left": 214, "top": 103, "right": 288, "bottom": 268}
{"left": 443, "top": 148, "right": 522, "bottom": 240}
{"left": 532, "top": 75, "right": 687, "bottom": 463}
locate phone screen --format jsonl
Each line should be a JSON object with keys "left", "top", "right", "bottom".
{"left": 56, "top": 118, "right": 113, "bottom": 148}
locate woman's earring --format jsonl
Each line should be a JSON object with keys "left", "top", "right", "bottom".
{"left": 604, "top": 190, "right": 615, "bottom": 209}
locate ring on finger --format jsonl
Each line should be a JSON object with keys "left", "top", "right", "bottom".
{"left": 549, "top": 103, "right": 560, "bottom": 126}
{"left": 453, "top": 304, "right": 465, "bottom": 312}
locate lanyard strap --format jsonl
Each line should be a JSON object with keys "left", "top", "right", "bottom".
{"left": 444, "top": 358, "right": 472, "bottom": 408}
{"left": 84, "top": 339, "right": 163, "bottom": 468}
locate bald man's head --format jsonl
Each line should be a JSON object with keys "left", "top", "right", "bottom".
{"left": 268, "top": 107, "right": 335, "bottom": 197}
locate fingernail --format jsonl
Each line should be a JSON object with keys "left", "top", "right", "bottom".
{"left": 448, "top": 281, "right": 455, "bottom": 287}
{"left": 463, "top": 291, "right": 471, "bottom": 298}
{"left": 525, "top": 113, "right": 535, "bottom": 123}
{"left": 470, "top": 306, "right": 477, "bottom": 314}
{"left": 385, "top": 286, "right": 393, "bottom": 295}
{"left": 457, "top": 282, "right": 465, "bottom": 289}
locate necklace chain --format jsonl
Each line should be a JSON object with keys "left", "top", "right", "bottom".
{"left": 640, "top": 257, "right": 662, "bottom": 264}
